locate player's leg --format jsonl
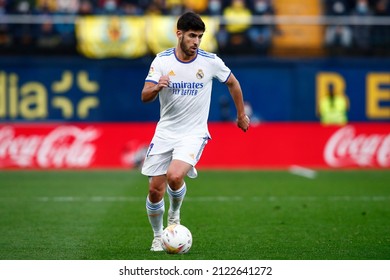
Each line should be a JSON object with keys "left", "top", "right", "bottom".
{"left": 146, "top": 175, "right": 166, "bottom": 251}
{"left": 166, "top": 160, "right": 191, "bottom": 225}
{"left": 142, "top": 149, "right": 172, "bottom": 251}
{"left": 166, "top": 135, "right": 210, "bottom": 225}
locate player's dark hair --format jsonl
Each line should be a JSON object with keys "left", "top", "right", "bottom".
{"left": 177, "top": 12, "right": 205, "bottom": 32}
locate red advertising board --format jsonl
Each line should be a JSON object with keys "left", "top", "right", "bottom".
{"left": 0, "top": 123, "right": 389, "bottom": 169}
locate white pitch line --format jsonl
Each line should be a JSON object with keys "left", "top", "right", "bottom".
{"left": 33, "top": 195, "right": 390, "bottom": 203}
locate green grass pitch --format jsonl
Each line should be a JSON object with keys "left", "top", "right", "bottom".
{"left": 0, "top": 169, "right": 389, "bottom": 260}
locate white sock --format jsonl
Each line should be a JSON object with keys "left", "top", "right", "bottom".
{"left": 146, "top": 196, "right": 164, "bottom": 238}
{"left": 167, "top": 183, "right": 187, "bottom": 214}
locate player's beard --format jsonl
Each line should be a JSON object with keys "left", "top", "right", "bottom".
{"left": 179, "top": 37, "right": 197, "bottom": 57}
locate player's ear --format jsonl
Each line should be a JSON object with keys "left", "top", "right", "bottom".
{"left": 176, "top": 29, "right": 183, "bottom": 38}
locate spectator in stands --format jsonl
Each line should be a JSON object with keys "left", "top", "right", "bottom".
{"left": 324, "top": 0, "right": 353, "bottom": 53}
{"left": 120, "top": 1, "right": 144, "bottom": 15}
{"left": 56, "top": 0, "right": 80, "bottom": 13}
{"left": 204, "top": 0, "right": 231, "bottom": 54}
{"left": 8, "top": 0, "right": 36, "bottom": 52}
{"left": 0, "top": 0, "right": 6, "bottom": 12}
{"left": 96, "top": 0, "right": 123, "bottom": 14}
{"left": 373, "top": 0, "right": 390, "bottom": 16}
{"left": 247, "top": 0, "right": 276, "bottom": 54}
{"left": 164, "top": 0, "right": 185, "bottom": 15}
{"left": 144, "top": 0, "right": 165, "bottom": 15}
{"left": 351, "top": 0, "right": 374, "bottom": 54}
{"left": 8, "top": 0, "right": 34, "bottom": 15}
{"left": 34, "top": 0, "right": 63, "bottom": 52}
{"left": 36, "top": 0, "right": 57, "bottom": 12}
{"left": 78, "top": 0, "right": 95, "bottom": 15}
{"left": 222, "top": 0, "right": 252, "bottom": 54}
{"left": 205, "top": 0, "right": 224, "bottom": 15}
{"left": 35, "top": 18, "right": 62, "bottom": 50}
{"left": 0, "top": 0, "right": 11, "bottom": 48}
{"left": 51, "top": 0, "right": 79, "bottom": 49}
{"left": 183, "top": 0, "right": 208, "bottom": 14}
{"left": 0, "top": 0, "right": 9, "bottom": 14}
{"left": 371, "top": 0, "right": 390, "bottom": 54}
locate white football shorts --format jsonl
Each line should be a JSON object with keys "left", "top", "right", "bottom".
{"left": 141, "top": 135, "right": 210, "bottom": 178}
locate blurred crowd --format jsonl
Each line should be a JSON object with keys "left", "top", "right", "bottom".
{"left": 0, "top": 0, "right": 389, "bottom": 56}
{"left": 324, "top": 0, "right": 390, "bottom": 55}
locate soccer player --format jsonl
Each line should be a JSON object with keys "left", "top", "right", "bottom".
{"left": 141, "top": 11, "right": 250, "bottom": 251}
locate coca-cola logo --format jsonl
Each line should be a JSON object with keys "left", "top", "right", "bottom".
{"left": 324, "top": 126, "right": 390, "bottom": 167}
{"left": 0, "top": 126, "right": 100, "bottom": 168}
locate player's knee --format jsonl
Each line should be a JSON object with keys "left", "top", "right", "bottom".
{"left": 166, "top": 172, "right": 184, "bottom": 190}
{"left": 148, "top": 187, "right": 164, "bottom": 202}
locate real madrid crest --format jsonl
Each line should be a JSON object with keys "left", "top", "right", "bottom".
{"left": 196, "top": 69, "right": 204, "bottom": 80}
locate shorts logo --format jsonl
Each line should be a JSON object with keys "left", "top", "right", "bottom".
{"left": 196, "top": 69, "right": 204, "bottom": 79}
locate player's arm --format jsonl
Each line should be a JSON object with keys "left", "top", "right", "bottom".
{"left": 141, "top": 75, "right": 170, "bottom": 103}
{"left": 225, "top": 73, "right": 250, "bottom": 132}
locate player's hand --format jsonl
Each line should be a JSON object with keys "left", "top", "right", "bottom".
{"left": 237, "top": 114, "right": 250, "bottom": 132}
{"left": 156, "top": 75, "right": 170, "bottom": 91}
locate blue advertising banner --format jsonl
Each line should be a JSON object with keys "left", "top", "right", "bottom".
{"left": 0, "top": 57, "right": 389, "bottom": 122}
{"left": 0, "top": 57, "right": 160, "bottom": 122}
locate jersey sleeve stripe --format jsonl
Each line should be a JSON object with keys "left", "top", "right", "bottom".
{"left": 198, "top": 49, "right": 215, "bottom": 59}
{"left": 223, "top": 71, "right": 232, "bottom": 83}
{"left": 145, "top": 79, "right": 158, "bottom": 84}
{"left": 158, "top": 48, "right": 175, "bottom": 57}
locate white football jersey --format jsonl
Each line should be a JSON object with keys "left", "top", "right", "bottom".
{"left": 145, "top": 48, "right": 231, "bottom": 140}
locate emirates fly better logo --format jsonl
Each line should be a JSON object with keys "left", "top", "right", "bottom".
{"left": 169, "top": 81, "right": 204, "bottom": 96}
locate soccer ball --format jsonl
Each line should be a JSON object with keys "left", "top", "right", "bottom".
{"left": 161, "top": 224, "right": 192, "bottom": 254}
